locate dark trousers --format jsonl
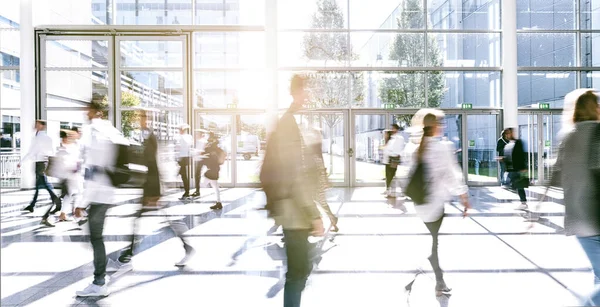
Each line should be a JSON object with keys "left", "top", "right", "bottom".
{"left": 509, "top": 172, "right": 527, "bottom": 202}
{"left": 119, "top": 202, "right": 192, "bottom": 263}
{"left": 424, "top": 215, "right": 445, "bottom": 283}
{"left": 29, "top": 162, "right": 60, "bottom": 215}
{"left": 385, "top": 164, "right": 397, "bottom": 189}
{"left": 499, "top": 162, "right": 507, "bottom": 185}
{"left": 88, "top": 203, "right": 110, "bottom": 286}
{"left": 194, "top": 161, "right": 205, "bottom": 193}
{"left": 283, "top": 229, "right": 312, "bottom": 307}
{"left": 178, "top": 157, "right": 190, "bottom": 195}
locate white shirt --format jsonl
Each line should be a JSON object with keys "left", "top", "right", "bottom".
{"left": 194, "top": 137, "right": 208, "bottom": 161}
{"left": 176, "top": 133, "right": 193, "bottom": 158}
{"left": 79, "top": 118, "right": 125, "bottom": 207}
{"left": 383, "top": 133, "right": 406, "bottom": 164}
{"left": 21, "top": 130, "right": 54, "bottom": 163}
{"left": 402, "top": 137, "right": 468, "bottom": 222}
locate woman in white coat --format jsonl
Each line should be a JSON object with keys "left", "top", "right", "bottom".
{"left": 404, "top": 110, "right": 471, "bottom": 295}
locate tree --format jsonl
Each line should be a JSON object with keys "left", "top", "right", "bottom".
{"left": 379, "top": 0, "right": 445, "bottom": 126}
{"left": 101, "top": 91, "right": 141, "bottom": 138}
{"left": 302, "top": 0, "right": 364, "bottom": 174}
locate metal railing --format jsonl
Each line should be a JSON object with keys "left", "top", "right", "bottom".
{"left": 1, "top": 153, "right": 21, "bottom": 188}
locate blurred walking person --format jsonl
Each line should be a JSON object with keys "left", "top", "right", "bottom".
{"left": 75, "top": 101, "right": 125, "bottom": 297}
{"left": 116, "top": 110, "right": 195, "bottom": 273}
{"left": 383, "top": 124, "right": 405, "bottom": 198}
{"left": 176, "top": 124, "right": 193, "bottom": 200}
{"left": 260, "top": 74, "right": 324, "bottom": 307}
{"left": 202, "top": 132, "right": 225, "bottom": 210}
{"left": 496, "top": 129, "right": 510, "bottom": 185}
{"left": 304, "top": 127, "right": 338, "bottom": 232}
{"left": 53, "top": 130, "right": 83, "bottom": 222}
{"left": 554, "top": 89, "right": 600, "bottom": 306}
{"left": 19, "top": 120, "right": 61, "bottom": 227}
{"left": 503, "top": 128, "right": 529, "bottom": 210}
{"left": 404, "top": 110, "right": 471, "bottom": 296}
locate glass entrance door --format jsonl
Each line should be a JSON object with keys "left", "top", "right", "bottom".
{"left": 466, "top": 114, "right": 500, "bottom": 185}
{"left": 297, "top": 110, "right": 348, "bottom": 186}
{"left": 518, "top": 111, "right": 562, "bottom": 185}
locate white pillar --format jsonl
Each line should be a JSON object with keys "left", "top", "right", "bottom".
{"left": 19, "top": 0, "right": 35, "bottom": 189}
{"left": 265, "top": 0, "right": 278, "bottom": 137}
{"left": 502, "top": 0, "right": 518, "bottom": 131}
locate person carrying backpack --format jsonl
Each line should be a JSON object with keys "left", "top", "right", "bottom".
{"left": 403, "top": 110, "right": 470, "bottom": 296}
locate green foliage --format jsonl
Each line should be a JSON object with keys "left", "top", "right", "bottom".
{"left": 101, "top": 91, "right": 141, "bottom": 138}
{"left": 379, "top": 0, "right": 445, "bottom": 112}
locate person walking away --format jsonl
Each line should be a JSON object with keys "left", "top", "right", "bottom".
{"left": 116, "top": 110, "right": 195, "bottom": 272}
{"left": 192, "top": 130, "right": 208, "bottom": 198}
{"left": 383, "top": 124, "right": 405, "bottom": 198}
{"left": 176, "top": 124, "right": 193, "bottom": 200}
{"left": 203, "top": 132, "right": 225, "bottom": 210}
{"left": 304, "top": 126, "right": 339, "bottom": 232}
{"left": 75, "top": 101, "right": 126, "bottom": 297}
{"left": 503, "top": 128, "right": 529, "bottom": 210}
{"left": 19, "top": 120, "right": 61, "bottom": 227}
{"left": 496, "top": 129, "right": 510, "bottom": 185}
{"left": 53, "top": 130, "right": 82, "bottom": 222}
{"left": 404, "top": 111, "right": 471, "bottom": 296}
{"left": 260, "top": 74, "right": 324, "bottom": 307}
{"left": 554, "top": 89, "right": 600, "bottom": 306}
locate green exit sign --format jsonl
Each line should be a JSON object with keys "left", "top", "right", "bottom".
{"left": 545, "top": 140, "right": 551, "bottom": 147}
{"left": 539, "top": 103, "right": 550, "bottom": 109}
{"left": 469, "top": 140, "right": 475, "bottom": 147}
{"left": 383, "top": 103, "right": 395, "bottom": 110}
{"left": 461, "top": 103, "right": 473, "bottom": 110}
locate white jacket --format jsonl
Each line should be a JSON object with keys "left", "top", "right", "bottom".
{"left": 383, "top": 133, "right": 405, "bottom": 164}
{"left": 21, "top": 131, "right": 54, "bottom": 163}
{"left": 403, "top": 137, "right": 467, "bottom": 222}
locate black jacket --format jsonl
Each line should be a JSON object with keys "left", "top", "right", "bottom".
{"left": 504, "top": 139, "right": 526, "bottom": 171}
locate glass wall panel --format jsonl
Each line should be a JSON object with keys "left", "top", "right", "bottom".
{"left": 195, "top": 114, "right": 233, "bottom": 184}
{"left": 428, "top": 0, "right": 501, "bottom": 30}
{"left": 517, "top": 33, "right": 576, "bottom": 67}
{"left": 120, "top": 40, "right": 183, "bottom": 68}
{"left": 349, "top": 0, "right": 424, "bottom": 29}
{"left": 120, "top": 71, "right": 184, "bottom": 108}
{"left": 428, "top": 33, "right": 501, "bottom": 67}
{"left": 0, "top": 29, "right": 20, "bottom": 67}
{"left": 0, "top": 109, "right": 21, "bottom": 153}
{"left": 581, "top": 0, "right": 600, "bottom": 29}
{"left": 518, "top": 71, "right": 575, "bottom": 108}
{"left": 517, "top": 0, "right": 576, "bottom": 30}
{"left": 581, "top": 33, "right": 600, "bottom": 66}
{"left": 0, "top": 70, "right": 20, "bottom": 109}
{"left": 46, "top": 70, "right": 109, "bottom": 108}
{"left": 440, "top": 114, "right": 463, "bottom": 169}
{"left": 581, "top": 70, "right": 600, "bottom": 88}
{"left": 45, "top": 39, "right": 109, "bottom": 68}
{"left": 356, "top": 71, "right": 426, "bottom": 108}
{"left": 351, "top": 32, "right": 425, "bottom": 67}
{"left": 433, "top": 71, "right": 501, "bottom": 108}
{"left": 194, "top": 32, "right": 264, "bottom": 69}
{"left": 196, "top": 0, "right": 265, "bottom": 25}
{"left": 518, "top": 114, "right": 539, "bottom": 182}
{"left": 115, "top": 0, "right": 193, "bottom": 25}
{"left": 354, "top": 114, "right": 386, "bottom": 184}
{"left": 235, "top": 114, "right": 266, "bottom": 184}
{"left": 278, "top": 71, "right": 356, "bottom": 109}
{"left": 542, "top": 114, "right": 561, "bottom": 184}
{"left": 466, "top": 114, "right": 498, "bottom": 184}
{"left": 278, "top": 32, "right": 349, "bottom": 67}
{"left": 277, "top": 0, "right": 348, "bottom": 29}
{"left": 194, "top": 71, "right": 266, "bottom": 109}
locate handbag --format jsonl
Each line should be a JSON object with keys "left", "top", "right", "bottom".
{"left": 389, "top": 156, "right": 400, "bottom": 169}
{"left": 405, "top": 160, "right": 427, "bottom": 205}
{"left": 511, "top": 172, "right": 530, "bottom": 189}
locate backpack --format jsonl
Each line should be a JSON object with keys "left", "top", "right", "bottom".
{"left": 405, "top": 159, "right": 428, "bottom": 205}
{"left": 216, "top": 147, "right": 226, "bottom": 165}
{"left": 107, "top": 143, "right": 131, "bottom": 187}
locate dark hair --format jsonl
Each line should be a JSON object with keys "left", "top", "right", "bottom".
{"left": 417, "top": 114, "right": 438, "bottom": 162}
{"left": 290, "top": 74, "right": 306, "bottom": 95}
{"left": 70, "top": 126, "right": 80, "bottom": 133}
{"left": 60, "top": 130, "right": 67, "bottom": 139}
{"left": 574, "top": 91, "right": 599, "bottom": 123}
{"left": 35, "top": 120, "right": 47, "bottom": 127}
{"left": 391, "top": 124, "right": 402, "bottom": 131}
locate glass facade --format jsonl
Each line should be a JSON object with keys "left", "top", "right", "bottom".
{"left": 2, "top": 0, "right": 598, "bottom": 187}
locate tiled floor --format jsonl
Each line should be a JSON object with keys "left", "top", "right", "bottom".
{"left": 0, "top": 186, "right": 595, "bottom": 307}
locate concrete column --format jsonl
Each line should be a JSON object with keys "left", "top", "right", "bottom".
{"left": 502, "top": 0, "right": 518, "bottom": 131}
{"left": 265, "top": 0, "right": 278, "bottom": 137}
{"left": 19, "top": 0, "right": 35, "bottom": 189}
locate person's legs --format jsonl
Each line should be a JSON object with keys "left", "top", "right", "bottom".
{"left": 194, "top": 161, "right": 203, "bottom": 194}
{"left": 577, "top": 236, "right": 600, "bottom": 306}
{"left": 385, "top": 164, "right": 393, "bottom": 190}
{"left": 210, "top": 180, "right": 221, "bottom": 202}
{"left": 424, "top": 215, "right": 445, "bottom": 287}
{"left": 509, "top": 172, "right": 527, "bottom": 203}
{"left": 178, "top": 158, "right": 190, "bottom": 196}
{"left": 88, "top": 204, "right": 110, "bottom": 286}
{"left": 283, "top": 229, "right": 311, "bottom": 307}
{"left": 499, "top": 162, "right": 505, "bottom": 185}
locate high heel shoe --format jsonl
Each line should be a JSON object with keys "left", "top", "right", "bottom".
{"left": 435, "top": 281, "right": 452, "bottom": 297}
{"left": 330, "top": 216, "right": 339, "bottom": 232}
